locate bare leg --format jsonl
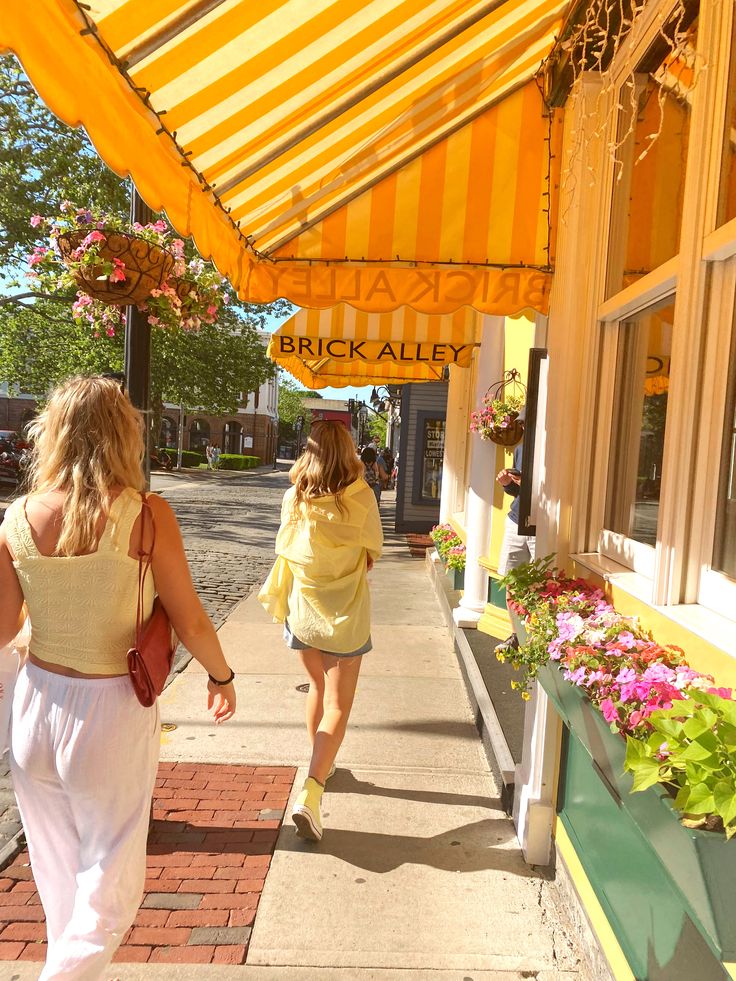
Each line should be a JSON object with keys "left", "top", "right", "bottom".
{"left": 309, "top": 653, "right": 362, "bottom": 785}
{"left": 298, "top": 648, "right": 326, "bottom": 746}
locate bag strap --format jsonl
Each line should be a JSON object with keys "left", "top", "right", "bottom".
{"left": 135, "top": 492, "right": 156, "bottom": 649}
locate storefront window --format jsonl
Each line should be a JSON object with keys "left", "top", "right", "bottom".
{"left": 607, "top": 14, "right": 698, "bottom": 297}
{"left": 718, "top": 27, "right": 736, "bottom": 226}
{"left": 605, "top": 297, "right": 675, "bottom": 546}
{"left": 418, "top": 416, "right": 445, "bottom": 501}
{"left": 713, "top": 319, "right": 736, "bottom": 579}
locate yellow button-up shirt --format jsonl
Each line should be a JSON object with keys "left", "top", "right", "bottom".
{"left": 258, "top": 479, "right": 383, "bottom": 654}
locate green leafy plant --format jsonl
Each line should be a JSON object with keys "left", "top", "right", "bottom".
{"left": 625, "top": 690, "right": 736, "bottom": 837}
{"left": 218, "top": 454, "right": 261, "bottom": 470}
{"left": 429, "top": 523, "right": 460, "bottom": 557}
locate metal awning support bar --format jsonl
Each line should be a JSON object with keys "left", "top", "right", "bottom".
{"left": 122, "top": 0, "right": 231, "bottom": 68}
{"left": 214, "top": 0, "right": 507, "bottom": 196}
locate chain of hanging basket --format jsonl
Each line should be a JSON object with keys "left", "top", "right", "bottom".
{"left": 57, "top": 229, "right": 175, "bottom": 306}
{"left": 469, "top": 368, "right": 527, "bottom": 447}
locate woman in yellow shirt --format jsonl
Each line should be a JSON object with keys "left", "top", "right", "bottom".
{"left": 259, "top": 420, "right": 383, "bottom": 840}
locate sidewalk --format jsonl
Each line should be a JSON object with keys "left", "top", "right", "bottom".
{"left": 3, "top": 503, "right": 585, "bottom": 980}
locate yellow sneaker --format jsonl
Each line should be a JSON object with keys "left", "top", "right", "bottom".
{"left": 292, "top": 777, "right": 323, "bottom": 841}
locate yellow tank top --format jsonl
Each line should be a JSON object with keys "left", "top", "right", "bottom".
{"left": 4, "top": 487, "right": 155, "bottom": 675}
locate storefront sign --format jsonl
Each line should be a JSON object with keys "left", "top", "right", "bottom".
{"left": 245, "top": 264, "right": 552, "bottom": 316}
{"left": 273, "top": 335, "right": 474, "bottom": 366}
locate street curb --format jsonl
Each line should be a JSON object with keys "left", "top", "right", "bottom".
{"left": 425, "top": 549, "right": 516, "bottom": 812}
{"left": 0, "top": 827, "right": 25, "bottom": 872}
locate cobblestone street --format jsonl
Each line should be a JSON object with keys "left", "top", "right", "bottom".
{"left": 0, "top": 467, "right": 290, "bottom": 858}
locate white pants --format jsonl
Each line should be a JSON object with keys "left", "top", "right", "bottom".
{"left": 10, "top": 662, "right": 160, "bottom": 981}
{"left": 497, "top": 515, "right": 536, "bottom": 577}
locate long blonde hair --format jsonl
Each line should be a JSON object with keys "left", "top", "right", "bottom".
{"left": 289, "top": 420, "right": 363, "bottom": 519}
{"left": 26, "top": 375, "right": 145, "bottom": 556}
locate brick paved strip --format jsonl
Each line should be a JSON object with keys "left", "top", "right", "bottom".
{"left": 0, "top": 763, "right": 294, "bottom": 965}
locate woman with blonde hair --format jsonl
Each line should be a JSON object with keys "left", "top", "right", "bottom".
{"left": 259, "top": 420, "right": 382, "bottom": 841}
{"left": 0, "top": 374, "right": 236, "bottom": 980}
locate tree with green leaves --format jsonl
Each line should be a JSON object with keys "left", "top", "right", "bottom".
{"left": 277, "top": 376, "right": 323, "bottom": 443}
{"left": 0, "top": 54, "right": 290, "bottom": 439}
{"left": 0, "top": 300, "right": 277, "bottom": 442}
{"left": 367, "top": 412, "right": 388, "bottom": 447}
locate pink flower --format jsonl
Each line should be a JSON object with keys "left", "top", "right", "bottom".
{"left": 105, "top": 326, "right": 115, "bottom": 337}
{"left": 206, "top": 304, "right": 217, "bottom": 317}
{"left": 707, "top": 687, "right": 733, "bottom": 699}
{"left": 601, "top": 698, "right": 619, "bottom": 723}
{"left": 29, "top": 215, "right": 44, "bottom": 228}
{"left": 81, "top": 230, "right": 106, "bottom": 247}
{"left": 108, "top": 258, "right": 126, "bottom": 283}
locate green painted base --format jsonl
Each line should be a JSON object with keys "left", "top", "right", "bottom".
{"left": 447, "top": 567, "right": 465, "bottom": 590}
{"left": 538, "top": 663, "right": 736, "bottom": 973}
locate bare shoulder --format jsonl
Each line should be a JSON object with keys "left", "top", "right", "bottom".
{"left": 147, "top": 493, "right": 180, "bottom": 534}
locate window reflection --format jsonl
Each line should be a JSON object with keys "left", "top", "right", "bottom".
{"left": 606, "top": 299, "right": 675, "bottom": 546}
{"left": 608, "top": 15, "right": 698, "bottom": 296}
{"left": 718, "top": 29, "right": 736, "bottom": 226}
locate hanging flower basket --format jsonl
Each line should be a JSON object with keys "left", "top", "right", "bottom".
{"left": 56, "top": 229, "right": 174, "bottom": 306}
{"left": 469, "top": 369, "right": 526, "bottom": 446}
{"left": 25, "top": 204, "right": 234, "bottom": 337}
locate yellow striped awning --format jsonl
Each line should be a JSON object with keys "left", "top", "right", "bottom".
{"left": 269, "top": 305, "right": 480, "bottom": 388}
{"left": 1, "top": 0, "right": 565, "bottom": 314}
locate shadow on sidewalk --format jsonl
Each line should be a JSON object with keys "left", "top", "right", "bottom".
{"left": 280, "top": 816, "right": 541, "bottom": 877}
{"left": 325, "top": 769, "right": 501, "bottom": 811}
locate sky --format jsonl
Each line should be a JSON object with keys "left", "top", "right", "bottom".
{"left": 260, "top": 307, "right": 374, "bottom": 406}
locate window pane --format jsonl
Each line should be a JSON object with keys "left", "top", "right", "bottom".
{"left": 605, "top": 298, "right": 675, "bottom": 546}
{"left": 713, "top": 315, "right": 736, "bottom": 578}
{"left": 607, "top": 15, "right": 698, "bottom": 297}
{"left": 718, "top": 28, "right": 736, "bottom": 226}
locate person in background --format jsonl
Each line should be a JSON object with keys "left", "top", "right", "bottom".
{"left": 496, "top": 424, "right": 535, "bottom": 651}
{"left": 0, "top": 375, "right": 236, "bottom": 980}
{"left": 205, "top": 442, "right": 214, "bottom": 470}
{"left": 259, "top": 421, "right": 382, "bottom": 842}
{"left": 360, "top": 446, "right": 381, "bottom": 504}
{"left": 212, "top": 444, "right": 222, "bottom": 469}
{"left": 382, "top": 447, "right": 394, "bottom": 489}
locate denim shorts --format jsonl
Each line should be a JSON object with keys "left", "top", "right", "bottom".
{"left": 283, "top": 620, "right": 372, "bottom": 658}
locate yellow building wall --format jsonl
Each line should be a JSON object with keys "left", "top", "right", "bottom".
{"left": 479, "top": 315, "right": 536, "bottom": 637}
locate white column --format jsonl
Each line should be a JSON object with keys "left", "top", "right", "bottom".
{"left": 513, "top": 683, "right": 561, "bottom": 865}
{"left": 513, "top": 76, "right": 605, "bottom": 864}
{"left": 453, "top": 316, "right": 504, "bottom": 629}
{"left": 439, "top": 363, "right": 469, "bottom": 523}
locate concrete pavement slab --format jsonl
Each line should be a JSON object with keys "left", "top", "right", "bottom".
{"left": 160, "top": 668, "right": 488, "bottom": 774}
{"left": 214, "top": 622, "right": 462, "bottom": 681}
{"left": 248, "top": 767, "right": 562, "bottom": 974}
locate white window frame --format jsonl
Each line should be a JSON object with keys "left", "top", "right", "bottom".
{"left": 579, "top": 0, "right": 736, "bottom": 626}
{"left": 694, "top": 255, "right": 736, "bottom": 615}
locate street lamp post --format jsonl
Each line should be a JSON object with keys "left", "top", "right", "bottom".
{"left": 125, "top": 187, "right": 153, "bottom": 484}
{"left": 369, "top": 385, "right": 402, "bottom": 452}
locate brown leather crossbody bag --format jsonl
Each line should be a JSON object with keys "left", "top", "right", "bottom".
{"left": 127, "top": 494, "right": 176, "bottom": 706}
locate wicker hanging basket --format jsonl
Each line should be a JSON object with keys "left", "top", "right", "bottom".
{"left": 171, "top": 276, "right": 199, "bottom": 310}
{"left": 472, "top": 369, "right": 526, "bottom": 447}
{"left": 57, "top": 230, "right": 174, "bottom": 306}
